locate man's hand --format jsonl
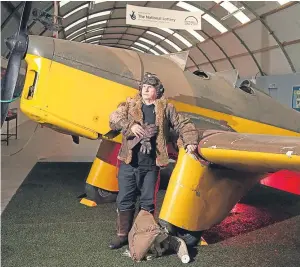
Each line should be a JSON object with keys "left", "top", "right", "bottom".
{"left": 131, "top": 124, "right": 146, "bottom": 138}
{"left": 185, "top": 144, "right": 197, "bottom": 154}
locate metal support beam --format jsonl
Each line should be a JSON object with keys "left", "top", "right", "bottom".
{"left": 81, "top": 1, "right": 92, "bottom": 42}
{"left": 1, "top": 1, "right": 33, "bottom": 34}
{"left": 1, "top": 2, "right": 23, "bottom": 30}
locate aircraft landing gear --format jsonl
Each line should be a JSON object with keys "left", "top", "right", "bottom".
{"left": 84, "top": 183, "right": 117, "bottom": 205}
{"left": 80, "top": 138, "right": 120, "bottom": 207}
{"left": 159, "top": 219, "right": 203, "bottom": 247}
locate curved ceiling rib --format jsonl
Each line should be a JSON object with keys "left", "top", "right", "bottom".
{"left": 179, "top": 1, "right": 297, "bottom": 74}
{"left": 196, "top": 43, "right": 217, "bottom": 72}
{"left": 83, "top": 37, "right": 159, "bottom": 55}
{"left": 60, "top": 2, "right": 210, "bottom": 70}
{"left": 201, "top": 29, "right": 235, "bottom": 70}
{"left": 74, "top": 31, "right": 171, "bottom": 55}
{"left": 114, "top": 1, "right": 150, "bottom": 47}
{"left": 97, "top": 1, "right": 117, "bottom": 45}
{"left": 127, "top": 2, "right": 213, "bottom": 71}
{"left": 60, "top": 4, "right": 206, "bottom": 54}
{"left": 1, "top": 1, "right": 295, "bottom": 77}
{"left": 66, "top": 25, "right": 143, "bottom": 39}
{"left": 241, "top": 1, "right": 296, "bottom": 73}
{"left": 174, "top": 2, "right": 235, "bottom": 72}
{"left": 177, "top": 2, "right": 264, "bottom": 75}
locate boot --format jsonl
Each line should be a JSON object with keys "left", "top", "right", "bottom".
{"left": 109, "top": 209, "right": 135, "bottom": 249}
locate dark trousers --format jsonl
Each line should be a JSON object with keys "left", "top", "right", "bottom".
{"left": 117, "top": 162, "right": 160, "bottom": 213}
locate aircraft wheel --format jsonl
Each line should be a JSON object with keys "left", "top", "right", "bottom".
{"left": 85, "top": 183, "right": 117, "bottom": 204}
{"left": 177, "top": 228, "right": 203, "bottom": 247}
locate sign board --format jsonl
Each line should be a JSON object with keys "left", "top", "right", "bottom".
{"left": 292, "top": 85, "right": 300, "bottom": 112}
{"left": 126, "top": 5, "right": 202, "bottom": 30}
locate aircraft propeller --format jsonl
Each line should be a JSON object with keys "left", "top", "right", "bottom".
{"left": 1, "top": 1, "right": 32, "bottom": 126}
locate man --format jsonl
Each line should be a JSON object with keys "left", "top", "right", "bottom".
{"left": 108, "top": 72, "right": 199, "bottom": 249}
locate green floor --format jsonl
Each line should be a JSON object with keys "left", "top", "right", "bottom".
{"left": 2, "top": 162, "right": 300, "bottom": 267}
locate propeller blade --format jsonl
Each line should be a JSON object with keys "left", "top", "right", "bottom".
{"left": 1, "top": 1, "right": 32, "bottom": 127}
{"left": 1, "top": 53, "right": 22, "bottom": 126}
{"left": 19, "top": 1, "right": 32, "bottom": 34}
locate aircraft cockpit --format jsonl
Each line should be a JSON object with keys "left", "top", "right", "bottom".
{"left": 193, "top": 70, "right": 210, "bottom": 80}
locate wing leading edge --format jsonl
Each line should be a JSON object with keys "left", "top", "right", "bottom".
{"left": 198, "top": 130, "right": 300, "bottom": 173}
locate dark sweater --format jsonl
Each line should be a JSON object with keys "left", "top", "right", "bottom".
{"left": 131, "top": 103, "right": 157, "bottom": 169}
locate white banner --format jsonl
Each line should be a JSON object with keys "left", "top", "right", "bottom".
{"left": 126, "top": 5, "right": 202, "bottom": 30}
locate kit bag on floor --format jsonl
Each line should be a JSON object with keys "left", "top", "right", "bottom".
{"left": 128, "top": 210, "right": 163, "bottom": 261}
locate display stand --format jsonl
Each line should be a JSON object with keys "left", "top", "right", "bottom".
{"left": 1, "top": 109, "right": 18, "bottom": 146}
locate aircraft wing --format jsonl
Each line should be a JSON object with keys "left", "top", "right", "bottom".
{"left": 198, "top": 130, "right": 300, "bottom": 173}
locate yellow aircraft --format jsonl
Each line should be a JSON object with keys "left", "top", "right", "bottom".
{"left": 2, "top": 2, "right": 300, "bottom": 246}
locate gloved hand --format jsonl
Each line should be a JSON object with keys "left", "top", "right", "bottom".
{"left": 127, "top": 124, "right": 158, "bottom": 150}
{"left": 140, "top": 137, "right": 152, "bottom": 154}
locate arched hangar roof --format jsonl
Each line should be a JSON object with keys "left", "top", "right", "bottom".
{"left": 1, "top": 1, "right": 299, "bottom": 77}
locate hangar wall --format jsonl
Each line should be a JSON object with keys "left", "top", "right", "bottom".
{"left": 237, "top": 73, "right": 300, "bottom": 110}
{"left": 255, "top": 73, "right": 300, "bottom": 109}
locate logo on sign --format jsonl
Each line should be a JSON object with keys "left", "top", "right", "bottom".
{"left": 130, "top": 11, "right": 136, "bottom": 20}
{"left": 184, "top": 16, "right": 198, "bottom": 26}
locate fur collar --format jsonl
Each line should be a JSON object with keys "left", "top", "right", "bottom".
{"left": 128, "top": 93, "right": 168, "bottom": 127}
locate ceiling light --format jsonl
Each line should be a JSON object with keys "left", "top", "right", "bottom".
{"left": 176, "top": 1, "right": 200, "bottom": 12}
{"left": 89, "top": 20, "right": 107, "bottom": 27}
{"left": 146, "top": 31, "right": 164, "bottom": 40}
{"left": 65, "top": 19, "right": 107, "bottom": 33}
{"left": 155, "top": 44, "right": 169, "bottom": 54}
{"left": 160, "top": 28, "right": 174, "bottom": 34}
{"left": 87, "top": 28, "right": 104, "bottom": 34}
{"left": 277, "top": 0, "right": 290, "bottom": 5}
{"left": 94, "top": 0, "right": 107, "bottom": 4}
{"left": 146, "top": 30, "right": 181, "bottom": 52}
{"left": 131, "top": 47, "right": 145, "bottom": 53}
{"left": 173, "top": 33, "right": 192, "bottom": 47}
{"left": 88, "top": 10, "right": 111, "bottom": 20}
{"left": 139, "top": 37, "right": 155, "bottom": 46}
{"left": 164, "top": 39, "right": 182, "bottom": 52}
{"left": 187, "top": 30, "right": 205, "bottom": 42}
{"left": 67, "top": 25, "right": 105, "bottom": 39}
{"left": 218, "top": 1, "right": 250, "bottom": 24}
{"left": 65, "top": 17, "right": 87, "bottom": 32}
{"left": 203, "top": 14, "right": 227, "bottom": 33}
{"left": 135, "top": 42, "right": 151, "bottom": 50}
{"left": 70, "top": 32, "right": 85, "bottom": 41}
{"left": 63, "top": 4, "right": 88, "bottom": 19}
{"left": 86, "top": 35, "right": 102, "bottom": 42}
{"left": 66, "top": 26, "right": 85, "bottom": 39}
{"left": 59, "top": 1, "right": 70, "bottom": 7}
{"left": 161, "top": 28, "right": 192, "bottom": 47}
{"left": 177, "top": 1, "right": 227, "bottom": 33}
{"left": 149, "top": 49, "right": 160, "bottom": 55}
